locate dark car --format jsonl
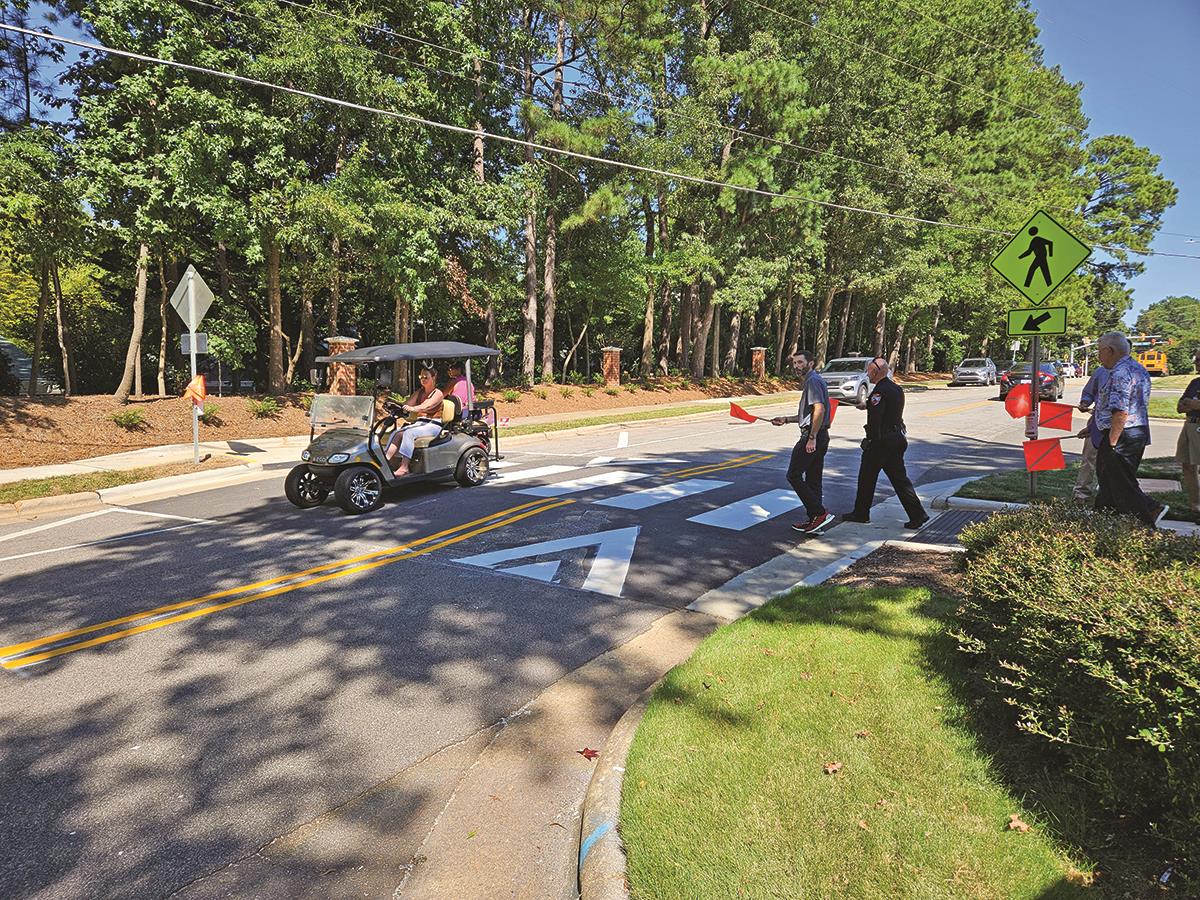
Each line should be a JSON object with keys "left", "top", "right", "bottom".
{"left": 998, "top": 362, "right": 1063, "bottom": 401}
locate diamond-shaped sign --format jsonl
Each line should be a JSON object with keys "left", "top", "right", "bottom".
{"left": 169, "top": 265, "right": 215, "bottom": 331}
{"left": 991, "top": 210, "right": 1090, "bottom": 306}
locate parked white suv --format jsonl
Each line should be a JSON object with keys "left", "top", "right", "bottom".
{"left": 820, "top": 357, "right": 874, "bottom": 405}
{"left": 951, "top": 357, "right": 997, "bottom": 386}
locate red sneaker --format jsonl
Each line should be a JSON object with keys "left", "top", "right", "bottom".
{"left": 800, "top": 511, "right": 833, "bottom": 535}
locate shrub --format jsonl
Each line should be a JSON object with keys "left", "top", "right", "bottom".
{"left": 300, "top": 393, "right": 314, "bottom": 412}
{"left": 110, "top": 409, "right": 146, "bottom": 430}
{"left": 592, "top": 372, "right": 605, "bottom": 386}
{"left": 501, "top": 389, "right": 521, "bottom": 403}
{"left": 535, "top": 388, "right": 548, "bottom": 400}
{"left": 559, "top": 387, "right": 573, "bottom": 398}
{"left": 198, "top": 402, "right": 222, "bottom": 425}
{"left": 248, "top": 397, "right": 280, "bottom": 418}
{"left": 583, "top": 386, "right": 595, "bottom": 397}
{"left": 954, "top": 500, "right": 1200, "bottom": 853}
{"left": 567, "top": 371, "right": 585, "bottom": 386}
{"left": 623, "top": 382, "right": 638, "bottom": 393}
{"left": 604, "top": 386, "right": 620, "bottom": 396}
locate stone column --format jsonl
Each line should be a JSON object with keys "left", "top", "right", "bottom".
{"left": 750, "top": 346, "right": 766, "bottom": 380}
{"left": 601, "top": 347, "right": 622, "bottom": 388}
{"left": 327, "top": 335, "right": 359, "bottom": 396}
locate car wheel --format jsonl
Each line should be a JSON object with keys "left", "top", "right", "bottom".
{"left": 856, "top": 383, "right": 869, "bottom": 405}
{"left": 334, "top": 465, "right": 384, "bottom": 515}
{"left": 285, "top": 464, "right": 329, "bottom": 509}
{"left": 455, "top": 447, "right": 490, "bottom": 487}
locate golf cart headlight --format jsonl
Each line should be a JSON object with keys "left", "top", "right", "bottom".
{"left": 301, "top": 450, "right": 311, "bottom": 461}
{"left": 327, "top": 453, "right": 350, "bottom": 464}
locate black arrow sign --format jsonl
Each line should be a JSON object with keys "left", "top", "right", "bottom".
{"left": 1023, "top": 311, "right": 1053, "bottom": 331}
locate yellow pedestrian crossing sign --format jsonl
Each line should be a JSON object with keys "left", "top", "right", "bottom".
{"left": 991, "top": 210, "right": 1090, "bottom": 306}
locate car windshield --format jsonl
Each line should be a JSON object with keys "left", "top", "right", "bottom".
{"left": 823, "top": 359, "right": 869, "bottom": 373}
{"left": 1007, "top": 364, "right": 1057, "bottom": 375}
{"left": 310, "top": 394, "right": 374, "bottom": 430}
{"left": 959, "top": 359, "right": 986, "bottom": 367}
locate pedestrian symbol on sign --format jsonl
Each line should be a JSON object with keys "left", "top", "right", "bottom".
{"left": 1018, "top": 227, "right": 1053, "bottom": 288}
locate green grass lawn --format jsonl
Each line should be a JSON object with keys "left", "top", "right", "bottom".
{"left": 503, "top": 393, "right": 800, "bottom": 437}
{"left": 954, "top": 456, "right": 1198, "bottom": 523}
{"left": 1151, "top": 373, "right": 1198, "bottom": 390}
{"left": 622, "top": 585, "right": 1093, "bottom": 899}
{"left": 0, "top": 458, "right": 239, "bottom": 505}
{"left": 1149, "top": 396, "right": 1185, "bottom": 419}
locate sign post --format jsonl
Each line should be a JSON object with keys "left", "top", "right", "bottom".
{"left": 990, "top": 210, "right": 1091, "bottom": 498}
{"left": 169, "top": 265, "right": 216, "bottom": 464}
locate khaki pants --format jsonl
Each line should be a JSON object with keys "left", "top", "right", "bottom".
{"left": 1074, "top": 434, "right": 1098, "bottom": 499}
{"left": 1177, "top": 424, "right": 1200, "bottom": 510}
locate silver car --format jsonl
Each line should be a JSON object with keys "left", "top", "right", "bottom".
{"left": 951, "top": 357, "right": 997, "bottom": 386}
{"left": 821, "top": 357, "right": 874, "bottom": 405}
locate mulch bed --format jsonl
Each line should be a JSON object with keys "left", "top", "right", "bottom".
{"left": 825, "top": 546, "right": 961, "bottom": 594}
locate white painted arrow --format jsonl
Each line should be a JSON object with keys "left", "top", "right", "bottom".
{"left": 453, "top": 526, "right": 640, "bottom": 597}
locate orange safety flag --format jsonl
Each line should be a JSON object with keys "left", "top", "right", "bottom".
{"left": 1039, "top": 401, "right": 1074, "bottom": 432}
{"left": 183, "top": 374, "right": 207, "bottom": 407}
{"left": 730, "top": 402, "right": 763, "bottom": 423}
{"left": 827, "top": 398, "right": 839, "bottom": 426}
{"left": 1004, "top": 383, "right": 1032, "bottom": 419}
{"left": 1023, "top": 437, "right": 1066, "bottom": 472}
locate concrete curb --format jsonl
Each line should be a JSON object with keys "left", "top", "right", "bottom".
{"left": 881, "top": 538, "right": 966, "bottom": 554}
{"left": 0, "top": 490, "right": 104, "bottom": 522}
{"left": 930, "top": 494, "right": 1027, "bottom": 513}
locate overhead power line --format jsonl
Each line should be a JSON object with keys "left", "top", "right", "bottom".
{"left": 3, "top": 23, "right": 1196, "bottom": 262}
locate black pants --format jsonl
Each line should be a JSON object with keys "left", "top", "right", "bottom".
{"left": 851, "top": 434, "right": 926, "bottom": 522}
{"left": 1095, "top": 427, "right": 1160, "bottom": 527}
{"left": 787, "top": 429, "right": 829, "bottom": 519}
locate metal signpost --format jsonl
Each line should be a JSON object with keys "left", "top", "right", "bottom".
{"left": 168, "top": 265, "right": 216, "bottom": 464}
{"left": 991, "top": 210, "right": 1091, "bottom": 497}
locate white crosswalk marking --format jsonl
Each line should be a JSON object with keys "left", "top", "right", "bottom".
{"left": 593, "top": 478, "right": 731, "bottom": 511}
{"left": 514, "top": 470, "right": 651, "bottom": 497}
{"left": 486, "top": 464, "right": 579, "bottom": 486}
{"left": 686, "top": 489, "right": 803, "bottom": 531}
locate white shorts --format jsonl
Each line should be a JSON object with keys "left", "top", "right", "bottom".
{"left": 1177, "top": 422, "right": 1200, "bottom": 466}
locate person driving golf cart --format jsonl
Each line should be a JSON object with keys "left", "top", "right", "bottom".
{"left": 384, "top": 365, "right": 444, "bottom": 477}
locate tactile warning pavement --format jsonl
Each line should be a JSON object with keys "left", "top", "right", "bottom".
{"left": 909, "top": 509, "right": 993, "bottom": 545}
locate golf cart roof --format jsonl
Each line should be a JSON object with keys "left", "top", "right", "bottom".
{"left": 315, "top": 341, "right": 500, "bottom": 364}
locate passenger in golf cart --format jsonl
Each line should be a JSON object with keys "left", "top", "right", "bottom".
{"left": 384, "top": 365, "right": 444, "bottom": 477}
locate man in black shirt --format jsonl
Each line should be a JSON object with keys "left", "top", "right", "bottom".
{"left": 842, "top": 358, "right": 929, "bottom": 529}
{"left": 1176, "top": 350, "right": 1200, "bottom": 512}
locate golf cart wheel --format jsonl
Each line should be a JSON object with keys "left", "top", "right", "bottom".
{"left": 285, "top": 464, "right": 329, "bottom": 509}
{"left": 856, "top": 383, "right": 869, "bottom": 405}
{"left": 334, "top": 465, "right": 384, "bottom": 514}
{"left": 455, "top": 447, "right": 490, "bottom": 487}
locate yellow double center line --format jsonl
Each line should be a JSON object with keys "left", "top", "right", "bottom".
{"left": 1, "top": 497, "right": 572, "bottom": 671}
{"left": 666, "top": 452, "right": 774, "bottom": 478}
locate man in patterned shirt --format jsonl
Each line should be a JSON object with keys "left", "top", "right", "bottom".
{"left": 1093, "top": 332, "right": 1168, "bottom": 528}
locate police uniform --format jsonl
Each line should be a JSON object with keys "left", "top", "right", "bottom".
{"left": 848, "top": 377, "right": 927, "bottom": 525}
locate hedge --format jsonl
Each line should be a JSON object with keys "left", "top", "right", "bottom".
{"left": 954, "top": 501, "right": 1200, "bottom": 853}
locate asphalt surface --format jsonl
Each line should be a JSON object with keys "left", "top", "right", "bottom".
{"left": 0, "top": 382, "right": 1184, "bottom": 898}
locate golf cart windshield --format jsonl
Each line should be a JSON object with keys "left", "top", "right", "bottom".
{"left": 310, "top": 394, "right": 374, "bottom": 431}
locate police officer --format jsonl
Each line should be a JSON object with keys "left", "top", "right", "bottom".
{"left": 842, "top": 358, "right": 929, "bottom": 528}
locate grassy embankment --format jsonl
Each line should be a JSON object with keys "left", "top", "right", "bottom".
{"left": 0, "top": 458, "right": 243, "bottom": 506}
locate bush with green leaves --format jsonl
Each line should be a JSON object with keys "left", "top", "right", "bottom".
{"left": 955, "top": 500, "right": 1200, "bottom": 853}
{"left": 535, "top": 388, "right": 548, "bottom": 400}
{"left": 559, "top": 386, "right": 573, "bottom": 398}
{"left": 248, "top": 397, "right": 280, "bottom": 418}
{"left": 501, "top": 389, "right": 520, "bottom": 403}
{"left": 582, "top": 386, "right": 595, "bottom": 398}
{"left": 110, "top": 409, "right": 145, "bottom": 430}
{"left": 198, "top": 402, "right": 221, "bottom": 425}
{"left": 604, "top": 386, "right": 620, "bottom": 396}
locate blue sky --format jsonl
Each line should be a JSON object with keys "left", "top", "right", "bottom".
{"left": 1031, "top": 0, "right": 1200, "bottom": 323}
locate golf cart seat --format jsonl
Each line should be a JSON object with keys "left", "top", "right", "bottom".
{"left": 409, "top": 396, "right": 462, "bottom": 450}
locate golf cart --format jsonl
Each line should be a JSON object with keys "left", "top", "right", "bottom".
{"left": 285, "top": 341, "right": 502, "bottom": 515}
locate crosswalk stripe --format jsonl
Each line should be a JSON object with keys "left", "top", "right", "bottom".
{"left": 514, "top": 470, "right": 652, "bottom": 497}
{"left": 593, "top": 478, "right": 732, "bottom": 511}
{"left": 486, "top": 464, "right": 579, "bottom": 485}
{"left": 686, "top": 489, "right": 803, "bottom": 531}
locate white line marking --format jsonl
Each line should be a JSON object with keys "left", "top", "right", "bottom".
{"left": 109, "top": 507, "right": 215, "bottom": 524}
{"left": 687, "top": 489, "right": 804, "bottom": 531}
{"left": 0, "top": 509, "right": 113, "bottom": 544}
{"left": 593, "top": 478, "right": 732, "bottom": 511}
{"left": 616, "top": 430, "right": 629, "bottom": 449}
{"left": 514, "top": 470, "right": 652, "bottom": 497}
{"left": 453, "top": 526, "right": 639, "bottom": 597}
{"left": 585, "top": 456, "right": 686, "bottom": 467}
{"left": 496, "top": 560, "right": 562, "bottom": 582}
{"left": 486, "top": 465, "right": 579, "bottom": 485}
{"left": 489, "top": 459, "right": 518, "bottom": 469}
{"left": 0, "top": 522, "right": 209, "bottom": 564}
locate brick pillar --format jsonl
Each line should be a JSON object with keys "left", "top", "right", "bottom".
{"left": 750, "top": 346, "right": 767, "bottom": 380}
{"left": 601, "top": 347, "right": 622, "bottom": 388}
{"left": 327, "top": 336, "right": 359, "bottom": 396}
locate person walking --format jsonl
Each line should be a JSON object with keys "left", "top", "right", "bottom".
{"left": 1176, "top": 350, "right": 1200, "bottom": 512}
{"left": 841, "top": 358, "right": 929, "bottom": 529}
{"left": 771, "top": 350, "right": 833, "bottom": 535}
{"left": 1073, "top": 363, "right": 1110, "bottom": 501}
{"left": 1093, "top": 332, "right": 1168, "bottom": 528}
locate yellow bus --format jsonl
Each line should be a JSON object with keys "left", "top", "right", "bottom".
{"left": 1137, "top": 349, "right": 1169, "bottom": 376}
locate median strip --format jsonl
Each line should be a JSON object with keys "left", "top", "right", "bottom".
{"left": 1, "top": 498, "right": 572, "bottom": 670}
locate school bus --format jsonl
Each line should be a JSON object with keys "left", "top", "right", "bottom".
{"left": 1137, "top": 348, "right": 1170, "bottom": 376}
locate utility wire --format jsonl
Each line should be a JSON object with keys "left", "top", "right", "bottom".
{"left": 6, "top": 22, "right": 1196, "bottom": 262}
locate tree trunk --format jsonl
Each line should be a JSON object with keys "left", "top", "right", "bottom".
{"left": 710, "top": 307, "right": 721, "bottom": 376}
{"left": 472, "top": 56, "right": 499, "bottom": 382}
{"left": 787, "top": 279, "right": 803, "bottom": 361}
{"left": 563, "top": 317, "right": 588, "bottom": 382}
{"left": 834, "top": 290, "right": 853, "bottom": 359}
{"left": 723, "top": 311, "right": 741, "bottom": 374}
{"left": 397, "top": 294, "right": 411, "bottom": 393}
{"left": 329, "top": 233, "right": 341, "bottom": 337}
{"left": 656, "top": 191, "right": 670, "bottom": 375}
{"left": 691, "top": 279, "right": 715, "bottom": 378}
{"left": 265, "top": 232, "right": 285, "bottom": 393}
{"left": 905, "top": 335, "right": 917, "bottom": 375}
{"left": 114, "top": 243, "right": 150, "bottom": 402}
{"left": 540, "top": 15, "right": 565, "bottom": 382}
{"left": 888, "top": 320, "right": 906, "bottom": 370}
{"left": 925, "top": 303, "right": 941, "bottom": 370}
{"left": 776, "top": 280, "right": 796, "bottom": 373}
{"left": 520, "top": 10, "right": 538, "bottom": 381}
{"left": 157, "top": 255, "right": 169, "bottom": 396}
{"left": 50, "top": 261, "right": 73, "bottom": 396}
{"left": 640, "top": 195, "right": 656, "bottom": 377}
{"left": 299, "top": 254, "right": 315, "bottom": 381}
{"left": 873, "top": 302, "right": 887, "bottom": 358}
{"left": 814, "top": 281, "right": 837, "bottom": 368}
{"left": 28, "top": 260, "right": 49, "bottom": 397}
{"left": 680, "top": 281, "right": 694, "bottom": 371}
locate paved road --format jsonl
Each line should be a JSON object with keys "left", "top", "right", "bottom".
{"left": 0, "top": 382, "right": 1183, "bottom": 898}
